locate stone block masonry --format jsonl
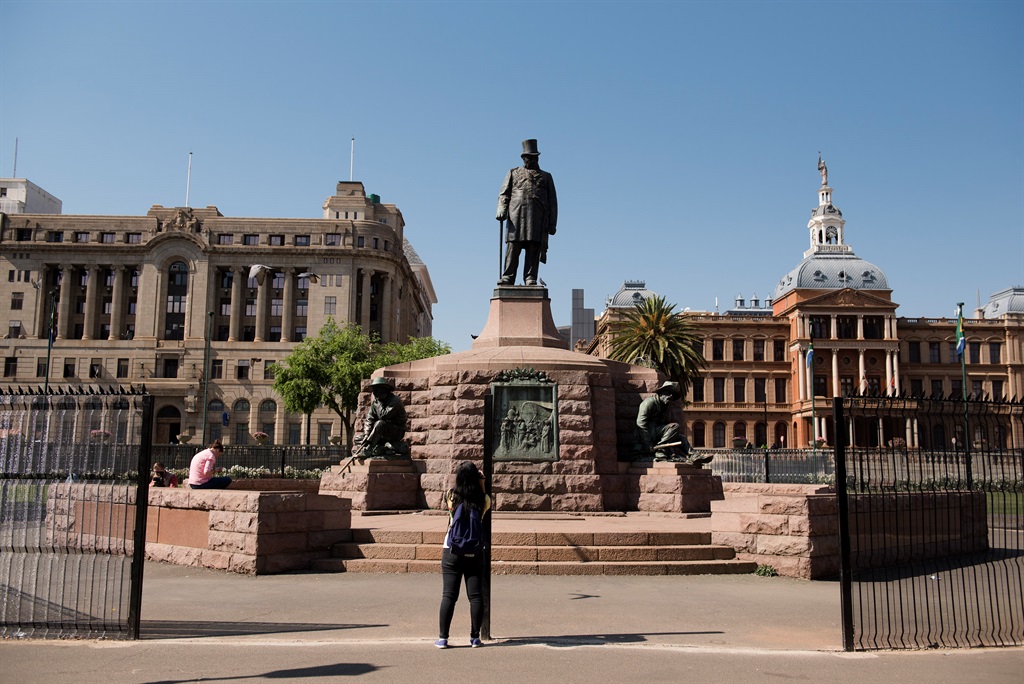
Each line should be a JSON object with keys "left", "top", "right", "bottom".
{"left": 710, "top": 483, "right": 988, "bottom": 580}
{"left": 45, "top": 483, "right": 352, "bottom": 575}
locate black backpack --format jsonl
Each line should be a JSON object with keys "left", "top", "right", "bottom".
{"left": 449, "top": 500, "right": 483, "bottom": 556}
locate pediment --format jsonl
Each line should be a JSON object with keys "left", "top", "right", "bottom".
{"left": 803, "top": 288, "right": 897, "bottom": 310}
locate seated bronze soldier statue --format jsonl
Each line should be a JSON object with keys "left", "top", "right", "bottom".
{"left": 354, "top": 377, "right": 410, "bottom": 460}
{"left": 634, "top": 381, "right": 712, "bottom": 465}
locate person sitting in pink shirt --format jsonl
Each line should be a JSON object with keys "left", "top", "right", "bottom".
{"left": 188, "top": 440, "right": 232, "bottom": 489}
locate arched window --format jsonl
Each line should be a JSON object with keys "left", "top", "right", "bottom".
{"left": 233, "top": 399, "right": 250, "bottom": 413}
{"left": 734, "top": 422, "right": 747, "bottom": 441}
{"left": 165, "top": 261, "right": 189, "bottom": 340}
{"left": 713, "top": 422, "right": 726, "bottom": 448}
{"left": 692, "top": 422, "right": 706, "bottom": 448}
{"left": 208, "top": 399, "right": 224, "bottom": 412}
{"left": 774, "top": 422, "right": 788, "bottom": 449}
{"left": 259, "top": 399, "right": 276, "bottom": 412}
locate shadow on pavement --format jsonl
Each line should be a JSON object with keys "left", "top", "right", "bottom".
{"left": 141, "top": 620, "right": 388, "bottom": 639}
{"left": 147, "top": 663, "right": 381, "bottom": 682}
{"left": 497, "top": 630, "right": 724, "bottom": 647}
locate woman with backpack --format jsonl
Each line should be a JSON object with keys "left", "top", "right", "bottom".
{"left": 436, "top": 460, "right": 491, "bottom": 649}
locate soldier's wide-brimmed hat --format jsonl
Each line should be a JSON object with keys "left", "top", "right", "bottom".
{"left": 521, "top": 139, "right": 540, "bottom": 157}
{"left": 655, "top": 381, "right": 681, "bottom": 398}
{"left": 370, "top": 377, "right": 394, "bottom": 390}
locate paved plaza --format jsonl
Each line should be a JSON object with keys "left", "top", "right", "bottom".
{"left": 1, "top": 512, "right": 1021, "bottom": 682}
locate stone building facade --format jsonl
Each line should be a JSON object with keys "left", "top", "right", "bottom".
{"left": 0, "top": 181, "right": 436, "bottom": 445}
{"left": 586, "top": 167, "right": 1023, "bottom": 450}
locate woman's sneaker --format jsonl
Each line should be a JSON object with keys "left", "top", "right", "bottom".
{"left": 470, "top": 638, "right": 483, "bottom": 648}
{"left": 434, "top": 639, "right": 448, "bottom": 649}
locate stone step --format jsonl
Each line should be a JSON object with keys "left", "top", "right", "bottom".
{"left": 331, "top": 542, "right": 736, "bottom": 563}
{"left": 348, "top": 529, "right": 713, "bottom": 546}
{"left": 312, "top": 524, "right": 754, "bottom": 576}
{"left": 309, "top": 557, "right": 758, "bottom": 576}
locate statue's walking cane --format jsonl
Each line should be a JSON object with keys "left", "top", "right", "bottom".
{"left": 498, "top": 218, "right": 504, "bottom": 280}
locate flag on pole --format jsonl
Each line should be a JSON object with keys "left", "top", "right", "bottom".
{"left": 955, "top": 304, "right": 965, "bottom": 357}
{"left": 806, "top": 343, "right": 814, "bottom": 367}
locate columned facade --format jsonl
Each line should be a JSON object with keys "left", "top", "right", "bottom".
{"left": 0, "top": 181, "right": 437, "bottom": 446}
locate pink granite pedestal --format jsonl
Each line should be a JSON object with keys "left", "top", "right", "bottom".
{"left": 619, "top": 461, "right": 725, "bottom": 513}
{"left": 319, "top": 459, "right": 423, "bottom": 510}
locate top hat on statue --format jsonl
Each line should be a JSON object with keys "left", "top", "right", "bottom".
{"left": 521, "top": 139, "right": 540, "bottom": 157}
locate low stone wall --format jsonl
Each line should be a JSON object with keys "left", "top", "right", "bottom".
{"left": 710, "top": 483, "right": 988, "bottom": 580}
{"left": 45, "top": 483, "right": 352, "bottom": 575}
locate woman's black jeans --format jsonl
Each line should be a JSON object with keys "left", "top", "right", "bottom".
{"left": 438, "top": 548, "right": 483, "bottom": 639}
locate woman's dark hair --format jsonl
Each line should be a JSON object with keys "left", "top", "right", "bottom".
{"left": 209, "top": 439, "right": 223, "bottom": 451}
{"left": 451, "top": 461, "right": 485, "bottom": 511}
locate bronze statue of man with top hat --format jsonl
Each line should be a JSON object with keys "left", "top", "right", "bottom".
{"left": 495, "top": 139, "right": 558, "bottom": 286}
{"left": 354, "top": 377, "right": 409, "bottom": 459}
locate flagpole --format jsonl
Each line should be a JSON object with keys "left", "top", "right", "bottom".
{"left": 808, "top": 336, "right": 816, "bottom": 453}
{"left": 956, "top": 302, "right": 972, "bottom": 488}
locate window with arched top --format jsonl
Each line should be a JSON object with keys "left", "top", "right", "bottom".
{"left": 712, "top": 422, "right": 726, "bottom": 448}
{"left": 208, "top": 399, "right": 224, "bottom": 412}
{"left": 692, "top": 422, "right": 706, "bottom": 448}
{"left": 164, "top": 261, "right": 189, "bottom": 340}
{"left": 259, "top": 399, "right": 276, "bottom": 413}
{"left": 734, "top": 422, "right": 747, "bottom": 441}
{"left": 233, "top": 399, "right": 250, "bottom": 413}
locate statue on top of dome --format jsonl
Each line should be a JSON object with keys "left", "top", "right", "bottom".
{"left": 817, "top": 153, "right": 828, "bottom": 186}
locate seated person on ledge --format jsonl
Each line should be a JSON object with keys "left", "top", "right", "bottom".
{"left": 354, "top": 377, "right": 409, "bottom": 460}
{"left": 634, "top": 381, "right": 712, "bottom": 465}
{"left": 188, "top": 440, "right": 233, "bottom": 489}
{"left": 151, "top": 462, "right": 179, "bottom": 488}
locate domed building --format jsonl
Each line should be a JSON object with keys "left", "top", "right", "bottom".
{"left": 585, "top": 159, "right": 1022, "bottom": 451}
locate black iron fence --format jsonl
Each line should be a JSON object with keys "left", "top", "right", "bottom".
{"left": 834, "top": 395, "right": 1023, "bottom": 650}
{"left": 0, "top": 389, "right": 154, "bottom": 639}
{"left": 150, "top": 444, "right": 348, "bottom": 478}
{"left": 712, "top": 448, "right": 835, "bottom": 484}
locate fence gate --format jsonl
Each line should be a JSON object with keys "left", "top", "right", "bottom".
{"left": 833, "top": 395, "right": 1023, "bottom": 649}
{"left": 0, "top": 389, "right": 153, "bottom": 638}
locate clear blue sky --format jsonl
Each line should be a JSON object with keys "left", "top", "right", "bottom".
{"left": 2, "top": 1, "right": 1021, "bottom": 352}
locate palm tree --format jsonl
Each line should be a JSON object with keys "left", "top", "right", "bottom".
{"left": 607, "top": 294, "right": 707, "bottom": 396}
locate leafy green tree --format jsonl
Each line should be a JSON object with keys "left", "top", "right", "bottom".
{"left": 607, "top": 294, "right": 707, "bottom": 397}
{"left": 271, "top": 319, "right": 451, "bottom": 447}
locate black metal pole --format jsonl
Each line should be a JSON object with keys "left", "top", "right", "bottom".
{"left": 764, "top": 399, "right": 771, "bottom": 483}
{"left": 833, "top": 396, "right": 855, "bottom": 651}
{"left": 127, "top": 393, "right": 154, "bottom": 639}
{"left": 481, "top": 393, "right": 493, "bottom": 641}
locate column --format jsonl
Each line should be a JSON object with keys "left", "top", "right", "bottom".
{"left": 229, "top": 267, "right": 244, "bottom": 342}
{"left": 858, "top": 350, "right": 866, "bottom": 393}
{"left": 892, "top": 351, "right": 900, "bottom": 395}
{"left": 830, "top": 314, "right": 837, "bottom": 339}
{"left": 831, "top": 349, "right": 840, "bottom": 397}
{"left": 360, "top": 269, "right": 373, "bottom": 330}
{"left": 797, "top": 349, "right": 806, "bottom": 400}
{"left": 857, "top": 315, "right": 864, "bottom": 340}
{"left": 82, "top": 266, "right": 100, "bottom": 340}
{"left": 281, "top": 268, "right": 295, "bottom": 343}
{"left": 381, "top": 273, "right": 392, "bottom": 342}
{"left": 885, "top": 351, "right": 893, "bottom": 396}
{"left": 56, "top": 264, "right": 74, "bottom": 340}
{"left": 255, "top": 271, "right": 269, "bottom": 342}
{"left": 34, "top": 265, "right": 49, "bottom": 339}
{"left": 109, "top": 266, "right": 126, "bottom": 341}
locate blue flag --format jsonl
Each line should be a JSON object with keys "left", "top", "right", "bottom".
{"left": 806, "top": 344, "right": 814, "bottom": 368}
{"left": 955, "top": 305, "right": 965, "bottom": 357}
